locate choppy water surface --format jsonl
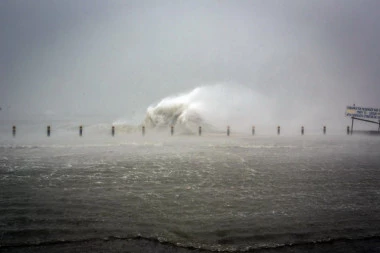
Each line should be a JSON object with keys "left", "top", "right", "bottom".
{"left": 1, "top": 135, "right": 380, "bottom": 252}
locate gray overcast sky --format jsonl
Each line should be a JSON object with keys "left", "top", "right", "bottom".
{"left": 1, "top": 0, "right": 379, "bottom": 126}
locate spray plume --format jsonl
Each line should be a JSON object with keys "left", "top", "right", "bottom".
{"left": 143, "top": 84, "right": 274, "bottom": 134}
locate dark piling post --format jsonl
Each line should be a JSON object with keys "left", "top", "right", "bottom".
{"left": 347, "top": 126, "right": 350, "bottom": 135}
{"left": 323, "top": 126, "right": 326, "bottom": 135}
{"left": 252, "top": 126, "right": 255, "bottom": 136}
{"left": 47, "top": 125, "right": 51, "bottom": 137}
{"left": 79, "top": 125, "right": 83, "bottom": 137}
{"left": 12, "top": 125, "right": 16, "bottom": 137}
{"left": 111, "top": 126, "right": 115, "bottom": 137}
{"left": 142, "top": 126, "right": 145, "bottom": 136}
{"left": 227, "top": 126, "right": 230, "bottom": 136}
{"left": 301, "top": 126, "right": 304, "bottom": 135}
{"left": 277, "top": 126, "right": 280, "bottom": 135}
{"left": 351, "top": 117, "right": 354, "bottom": 135}
{"left": 198, "top": 126, "right": 202, "bottom": 136}
{"left": 171, "top": 125, "right": 174, "bottom": 136}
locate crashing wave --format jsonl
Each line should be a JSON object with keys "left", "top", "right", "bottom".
{"left": 143, "top": 84, "right": 273, "bottom": 134}
{"left": 144, "top": 89, "right": 209, "bottom": 133}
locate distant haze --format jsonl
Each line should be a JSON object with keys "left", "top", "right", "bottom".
{"left": 1, "top": 0, "right": 379, "bottom": 130}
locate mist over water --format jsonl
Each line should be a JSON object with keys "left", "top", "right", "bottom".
{"left": 0, "top": 82, "right": 377, "bottom": 145}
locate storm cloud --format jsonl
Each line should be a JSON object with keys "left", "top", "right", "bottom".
{"left": 1, "top": 0, "right": 379, "bottom": 129}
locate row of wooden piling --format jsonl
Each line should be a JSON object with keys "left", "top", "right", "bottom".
{"left": 9, "top": 125, "right": 339, "bottom": 137}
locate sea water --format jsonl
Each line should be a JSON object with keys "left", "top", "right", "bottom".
{"left": 1, "top": 128, "right": 380, "bottom": 253}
